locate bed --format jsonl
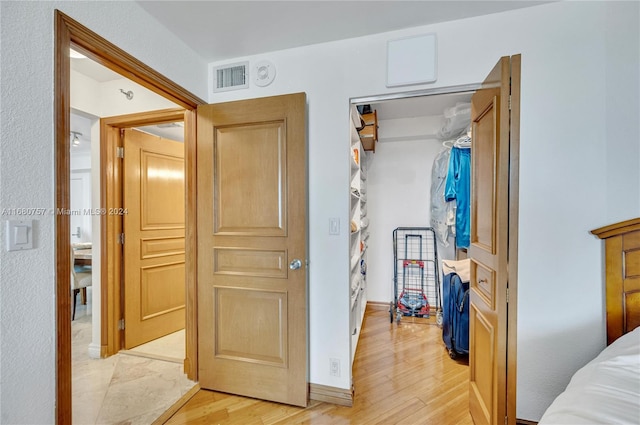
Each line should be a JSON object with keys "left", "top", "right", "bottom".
{"left": 539, "top": 218, "right": 640, "bottom": 424}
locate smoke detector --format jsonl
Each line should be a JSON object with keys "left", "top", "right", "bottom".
{"left": 254, "top": 60, "right": 276, "bottom": 87}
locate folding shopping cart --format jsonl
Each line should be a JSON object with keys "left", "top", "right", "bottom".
{"left": 390, "top": 227, "right": 441, "bottom": 325}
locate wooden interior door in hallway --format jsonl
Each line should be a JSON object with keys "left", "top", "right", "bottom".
{"left": 196, "top": 93, "right": 308, "bottom": 407}
{"left": 123, "top": 128, "right": 186, "bottom": 349}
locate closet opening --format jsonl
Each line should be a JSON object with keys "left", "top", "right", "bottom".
{"left": 348, "top": 55, "right": 520, "bottom": 423}
{"left": 348, "top": 83, "right": 480, "bottom": 380}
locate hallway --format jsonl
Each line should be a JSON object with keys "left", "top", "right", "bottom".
{"left": 72, "top": 300, "right": 195, "bottom": 424}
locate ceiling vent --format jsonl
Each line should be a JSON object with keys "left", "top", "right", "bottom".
{"left": 213, "top": 61, "right": 249, "bottom": 93}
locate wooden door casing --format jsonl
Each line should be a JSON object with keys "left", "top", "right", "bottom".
{"left": 197, "top": 93, "right": 308, "bottom": 407}
{"left": 55, "top": 10, "right": 204, "bottom": 421}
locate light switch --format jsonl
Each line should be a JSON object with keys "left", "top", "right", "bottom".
{"left": 15, "top": 225, "right": 28, "bottom": 244}
{"left": 329, "top": 218, "right": 340, "bottom": 235}
{"left": 6, "top": 220, "right": 33, "bottom": 251}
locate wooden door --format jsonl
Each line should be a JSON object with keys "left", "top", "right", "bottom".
{"left": 197, "top": 93, "right": 308, "bottom": 406}
{"left": 123, "top": 128, "right": 186, "bottom": 349}
{"left": 468, "top": 55, "right": 520, "bottom": 425}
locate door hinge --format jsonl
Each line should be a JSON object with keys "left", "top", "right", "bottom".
{"left": 118, "top": 319, "right": 125, "bottom": 330}
{"left": 505, "top": 416, "right": 508, "bottom": 425}
{"left": 118, "top": 233, "right": 125, "bottom": 244}
{"left": 508, "top": 95, "right": 512, "bottom": 111}
{"left": 506, "top": 287, "right": 509, "bottom": 303}
{"left": 116, "top": 146, "right": 124, "bottom": 158}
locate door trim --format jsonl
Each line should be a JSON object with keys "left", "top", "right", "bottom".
{"left": 507, "top": 54, "right": 521, "bottom": 424}
{"left": 55, "top": 10, "right": 204, "bottom": 424}
{"left": 101, "top": 108, "right": 188, "bottom": 356}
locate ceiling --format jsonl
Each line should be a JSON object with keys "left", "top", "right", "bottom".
{"left": 136, "top": 1, "right": 549, "bottom": 63}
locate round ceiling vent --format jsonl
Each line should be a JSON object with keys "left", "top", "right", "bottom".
{"left": 254, "top": 60, "right": 276, "bottom": 87}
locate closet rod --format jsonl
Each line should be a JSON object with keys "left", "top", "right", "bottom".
{"left": 350, "top": 83, "right": 481, "bottom": 105}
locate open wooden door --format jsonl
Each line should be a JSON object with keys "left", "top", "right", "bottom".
{"left": 469, "top": 55, "right": 520, "bottom": 425}
{"left": 197, "top": 93, "right": 308, "bottom": 406}
{"left": 123, "top": 128, "right": 186, "bottom": 349}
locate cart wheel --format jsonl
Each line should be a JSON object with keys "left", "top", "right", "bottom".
{"left": 449, "top": 349, "right": 457, "bottom": 360}
{"left": 396, "top": 311, "right": 402, "bottom": 325}
{"left": 436, "top": 311, "right": 443, "bottom": 326}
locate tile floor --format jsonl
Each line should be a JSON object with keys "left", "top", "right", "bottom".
{"left": 72, "top": 292, "right": 195, "bottom": 425}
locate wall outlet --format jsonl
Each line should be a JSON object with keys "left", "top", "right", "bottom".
{"left": 330, "top": 358, "right": 341, "bottom": 377}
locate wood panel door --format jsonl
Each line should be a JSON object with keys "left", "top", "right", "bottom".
{"left": 468, "top": 55, "right": 520, "bottom": 425}
{"left": 123, "top": 128, "right": 186, "bottom": 349}
{"left": 197, "top": 93, "right": 308, "bottom": 407}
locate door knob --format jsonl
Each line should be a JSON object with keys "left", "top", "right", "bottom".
{"left": 289, "top": 259, "right": 302, "bottom": 270}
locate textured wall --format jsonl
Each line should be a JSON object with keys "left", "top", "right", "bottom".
{"left": 0, "top": 2, "right": 205, "bottom": 423}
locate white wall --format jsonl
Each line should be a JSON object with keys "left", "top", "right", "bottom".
{"left": 366, "top": 117, "right": 450, "bottom": 304}
{"left": 604, "top": 2, "right": 640, "bottom": 221}
{"left": 205, "top": 2, "right": 639, "bottom": 420}
{"left": 0, "top": 2, "right": 206, "bottom": 423}
{"left": 71, "top": 71, "right": 178, "bottom": 119}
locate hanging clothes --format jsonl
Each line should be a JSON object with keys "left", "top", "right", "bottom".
{"left": 445, "top": 145, "right": 471, "bottom": 248}
{"left": 430, "top": 146, "right": 455, "bottom": 246}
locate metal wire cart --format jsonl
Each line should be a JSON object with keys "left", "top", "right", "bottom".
{"left": 390, "top": 227, "right": 442, "bottom": 324}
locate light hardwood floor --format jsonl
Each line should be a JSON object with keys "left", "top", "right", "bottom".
{"left": 163, "top": 305, "right": 472, "bottom": 425}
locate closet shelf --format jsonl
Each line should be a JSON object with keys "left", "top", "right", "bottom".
{"left": 350, "top": 254, "right": 360, "bottom": 271}
{"left": 348, "top": 104, "right": 369, "bottom": 369}
{"left": 351, "top": 156, "right": 359, "bottom": 171}
{"left": 358, "top": 111, "right": 378, "bottom": 152}
{"left": 350, "top": 284, "right": 361, "bottom": 309}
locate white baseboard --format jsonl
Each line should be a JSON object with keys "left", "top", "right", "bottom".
{"left": 88, "top": 342, "right": 102, "bottom": 359}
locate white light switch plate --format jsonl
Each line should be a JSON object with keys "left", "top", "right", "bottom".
{"left": 329, "top": 218, "right": 340, "bottom": 235}
{"left": 6, "top": 220, "right": 33, "bottom": 251}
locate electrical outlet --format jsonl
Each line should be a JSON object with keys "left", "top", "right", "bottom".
{"left": 330, "top": 358, "right": 341, "bottom": 377}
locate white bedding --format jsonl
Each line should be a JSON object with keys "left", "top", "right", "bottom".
{"left": 539, "top": 326, "right": 640, "bottom": 424}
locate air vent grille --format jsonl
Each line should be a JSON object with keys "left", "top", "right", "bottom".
{"left": 213, "top": 62, "right": 249, "bottom": 92}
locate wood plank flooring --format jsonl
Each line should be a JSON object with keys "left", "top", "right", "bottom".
{"left": 163, "top": 305, "right": 472, "bottom": 424}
